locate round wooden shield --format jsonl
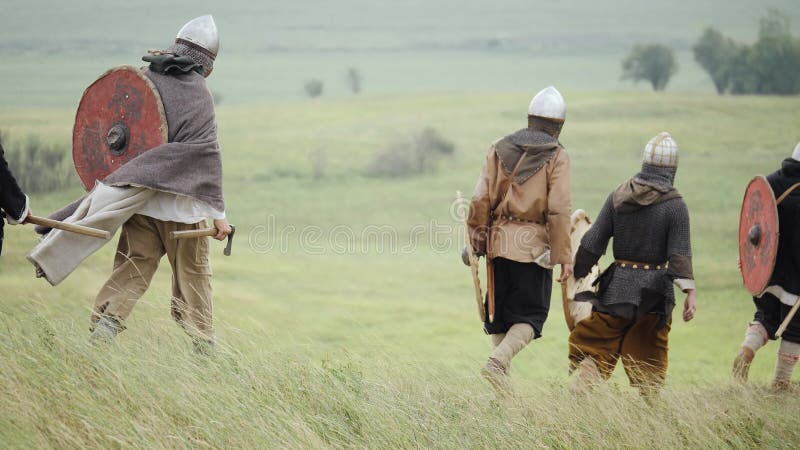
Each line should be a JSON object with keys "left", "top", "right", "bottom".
{"left": 739, "top": 176, "right": 779, "bottom": 296}
{"left": 72, "top": 66, "right": 167, "bottom": 190}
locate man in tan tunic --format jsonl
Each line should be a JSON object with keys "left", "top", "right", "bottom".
{"left": 464, "top": 86, "right": 573, "bottom": 389}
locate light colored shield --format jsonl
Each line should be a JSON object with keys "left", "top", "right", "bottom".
{"left": 72, "top": 66, "right": 167, "bottom": 190}
{"left": 738, "top": 176, "right": 779, "bottom": 296}
{"left": 564, "top": 209, "right": 597, "bottom": 330}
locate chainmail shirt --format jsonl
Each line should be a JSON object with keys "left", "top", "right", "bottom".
{"left": 580, "top": 167, "right": 692, "bottom": 310}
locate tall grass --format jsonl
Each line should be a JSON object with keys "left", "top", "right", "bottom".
{"left": 1, "top": 309, "right": 798, "bottom": 448}
{"left": 2, "top": 91, "right": 800, "bottom": 447}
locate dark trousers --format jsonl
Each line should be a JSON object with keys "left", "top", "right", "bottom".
{"left": 754, "top": 292, "right": 800, "bottom": 343}
{"left": 484, "top": 257, "right": 552, "bottom": 338}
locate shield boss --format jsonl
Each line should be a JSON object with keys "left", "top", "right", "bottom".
{"left": 72, "top": 66, "right": 167, "bottom": 190}
{"left": 739, "top": 176, "right": 779, "bottom": 296}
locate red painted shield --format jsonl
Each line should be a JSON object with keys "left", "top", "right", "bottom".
{"left": 72, "top": 66, "right": 167, "bottom": 190}
{"left": 739, "top": 176, "right": 779, "bottom": 296}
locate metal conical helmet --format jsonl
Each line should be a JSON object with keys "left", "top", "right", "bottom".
{"left": 528, "top": 86, "right": 566, "bottom": 121}
{"left": 643, "top": 132, "right": 679, "bottom": 168}
{"left": 792, "top": 141, "right": 800, "bottom": 161}
{"left": 176, "top": 15, "right": 219, "bottom": 58}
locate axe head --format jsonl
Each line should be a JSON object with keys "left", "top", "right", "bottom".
{"left": 223, "top": 225, "right": 235, "bottom": 256}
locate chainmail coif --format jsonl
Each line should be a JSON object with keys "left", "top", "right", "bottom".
{"left": 634, "top": 163, "right": 676, "bottom": 191}
{"left": 167, "top": 42, "right": 214, "bottom": 77}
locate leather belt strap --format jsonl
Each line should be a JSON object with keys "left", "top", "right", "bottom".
{"left": 614, "top": 259, "right": 668, "bottom": 270}
{"left": 776, "top": 182, "right": 800, "bottom": 205}
{"left": 492, "top": 214, "right": 544, "bottom": 225}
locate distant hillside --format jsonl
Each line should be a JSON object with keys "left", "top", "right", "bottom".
{"left": 0, "top": 0, "right": 798, "bottom": 106}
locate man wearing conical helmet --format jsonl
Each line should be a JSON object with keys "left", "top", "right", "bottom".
{"left": 464, "top": 86, "right": 573, "bottom": 391}
{"left": 568, "top": 132, "right": 696, "bottom": 396}
{"left": 28, "top": 15, "right": 231, "bottom": 353}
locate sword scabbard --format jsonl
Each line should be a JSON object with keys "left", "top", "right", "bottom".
{"left": 487, "top": 258, "right": 495, "bottom": 323}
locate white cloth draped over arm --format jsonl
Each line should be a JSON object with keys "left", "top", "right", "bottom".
{"left": 137, "top": 190, "right": 225, "bottom": 224}
{"left": 27, "top": 184, "right": 156, "bottom": 285}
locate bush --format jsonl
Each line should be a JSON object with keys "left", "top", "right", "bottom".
{"left": 693, "top": 11, "right": 800, "bottom": 95}
{"left": 345, "top": 67, "right": 362, "bottom": 95}
{"left": 366, "top": 127, "right": 455, "bottom": 178}
{"left": 304, "top": 79, "right": 324, "bottom": 98}
{"left": 308, "top": 144, "right": 328, "bottom": 181}
{"left": 412, "top": 127, "right": 454, "bottom": 174}
{"left": 621, "top": 44, "right": 678, "bottom": 91}
{"left": 2, "top": 133, "right": 78, "bottom": 194}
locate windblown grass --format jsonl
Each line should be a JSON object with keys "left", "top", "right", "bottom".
{"left": 2, "top": 91, "right": 800, "bottom": 447}
{"left": 1, "top": 308, "right": 799, "bottom": 448}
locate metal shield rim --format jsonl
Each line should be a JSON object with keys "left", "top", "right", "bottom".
{"left": 72, "top": 65, "right": 168, "bottom": 190}
{"left": 738, "top": 175, "right": 778, "bottom": 296}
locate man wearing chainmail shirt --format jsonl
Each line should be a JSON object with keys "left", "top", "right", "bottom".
{"left": 568, "top": 132, "right": 697, "bottom": 396}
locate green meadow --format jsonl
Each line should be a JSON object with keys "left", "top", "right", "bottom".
{"left": 3, "top": 0, "right": 800, "bottom": 447}
{"left": 2, "top": 91, "right": 800, "bottom": 447}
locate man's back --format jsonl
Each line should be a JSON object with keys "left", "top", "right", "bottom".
{"left": 144, "top": 69, "right": 216, "bottom": 144}
{"left": 609, "top": 196, "right": 689, "bottom": 264}
{"left": 767, "top": 158, "right": 800, "bottom": 294}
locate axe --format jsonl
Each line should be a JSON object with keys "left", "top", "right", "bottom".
{"left": 26, "top": 215, "right": 111, "bottom": 239}
{"left": 169, "top": 225, "right": 235, "bottom": 256}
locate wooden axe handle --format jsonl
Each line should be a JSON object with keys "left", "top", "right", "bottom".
{"left": 562, "top": 281, "right": 575, "bottom": 332}
{"left": 170, "top": 225, "right": 235, "bottom": 256}
{"left": 776, "top": 299, "right": 800, "bottom": 338}
{"left": 26, "top": 215, "right": 111, "bottom": 239}
{"left": 169, "top": 228, "right": 218, "bottom": 239}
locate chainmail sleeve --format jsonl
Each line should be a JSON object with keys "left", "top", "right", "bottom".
{"left": 574, "top": 246, "right": 601, "bottom": 279}
{"left": 580, "top": 193, "right": 614, "bottom": 257}
{"left": 665, "top": 198, "right": 694, "bottom": 291}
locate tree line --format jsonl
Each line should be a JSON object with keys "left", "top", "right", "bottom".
{"left": 693, "top": 11, "right": 800, "bottom": 95}
{"left": 620, "top": 11, "right": 800, "bottom": 95}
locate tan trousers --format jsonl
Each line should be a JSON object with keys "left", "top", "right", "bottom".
{"left": 91, "top": 214, "right": 214, "bottom": 341}
{"left": 569, "top": 312, "right": 670, "bottom": 392}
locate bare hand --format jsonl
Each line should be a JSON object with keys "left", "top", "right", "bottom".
{"left": 212, "top": 218, "right": 232, "bottom": 241}
{"left": 559, "top": 263, "right": 574, "bottom": 283}
{"left": 683, "top": 289, "right": 696, "bottom": 322}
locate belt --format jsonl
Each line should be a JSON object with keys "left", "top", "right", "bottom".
{"left": 492, "top": 214, "right": 544, "bottom": 225}
{"left": 614, "top": 259, "right": 668, "bottom": 270}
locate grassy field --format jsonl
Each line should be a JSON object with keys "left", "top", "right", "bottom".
{"left": 1, "top": 90, "right": 800, "bottom": 447}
